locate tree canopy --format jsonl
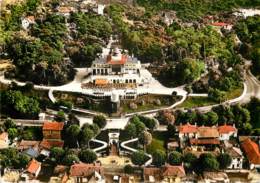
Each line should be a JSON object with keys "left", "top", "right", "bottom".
{"left": 131, "top": 150, "right": 148, "bottom": 166}
{"left": 78, "top": 149, "right": 97, "bottom": 163}
{"left": 1, "top": 90, "right": 40, "bottom": 118}
{"left": 168, "top": 151, "right": 183, "bottom": 165}
{"left": 152, "top": 149, "right": 166, "bottom": 167}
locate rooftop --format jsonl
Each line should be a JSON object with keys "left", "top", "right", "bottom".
{"left": 241, "top": 138, "right": 260, "bottom": 165}
{"left": 197, "top": 126, "right": 219, "bottom": 138}
{"left": 27, "top": 159, "right": 41, "bottom": 174}
{"left": 144, "top": 165, "right": 186, "bottom": 179}
{"left": 40, "top": 140, "right": 64, "bottom": 150}
{"left": 211, "top": 22, "right": 229, "bottom": 26}
{"left": 17, "top": 140, "right": 40, "bottom": 150}
{"left": 162, "top": 165, "right": 186, "bottom": 177}
{"left": 43, "top": 122, "right": 64, "bottom": 131}
{"left": 226, "top": 147, "right": 243, "bottom": 158}
{"left": 218, "top": 125, "right": 237, "bottom": 134}
{"left": 69, "top": 163, "right": 103, "bottom": 177}
{"left": 179, "top": 123, "right": 197, "bottom": 134}
{"left": 190, "top": 138, "right": 220, "bottom": 145}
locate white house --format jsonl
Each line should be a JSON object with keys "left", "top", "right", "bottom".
{"left": 21, "top": 16, "right": 35, "bottom": 30}
{"left": 226, "top": 147, "right": 243, "bottom": 169}
{"left": 218, "top": 124, "right": 237, "bottom": 141}
{"left": 96, "top": 4, "right": 105, "bottom": 15}
{"left": 178, "top": 123, "right": 197, "bottom": 142}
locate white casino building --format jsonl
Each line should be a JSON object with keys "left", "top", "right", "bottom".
{"left": 90, "top": 47, "right": 143, "bottom": 85}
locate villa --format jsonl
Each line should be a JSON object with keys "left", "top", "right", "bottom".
{"left": 81, "top": 43, "right": 153, "bottom": 107}
{"left": 90, "top": 47, "right": 142, "bottom": 85}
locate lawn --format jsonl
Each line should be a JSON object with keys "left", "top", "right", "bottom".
{"left": 179, "top": 87, "right": 243, "bottom": 109}
{"left": 225, "top": 87, "right": 243, "bottom": 100}
{"left": 178, "top": 97, "right": 217, "bottom": 108}
{"left": 147, "top": 131, "right": 167, "bottom": 154}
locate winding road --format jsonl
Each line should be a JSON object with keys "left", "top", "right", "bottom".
{"left": 241, "top": 70, "right": 260, "bottom": 103}
{"left": 1, "top": 64, "right": 259, "bottom": 129}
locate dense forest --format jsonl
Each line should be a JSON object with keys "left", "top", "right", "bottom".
{"left": 137, "top": 0, "right": 260, "bottom": 21}
{"left": 235, "top": 16, "right": 260, "bottom": 78}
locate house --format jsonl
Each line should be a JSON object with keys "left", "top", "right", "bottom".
{"left": 42, "top": 121, "right": 64, "bottom": 140}
{"left": 241, "top": 138, "right": 260, "bottom": 169}
{"left": 143, "top": 165, "right": 185, "bottom": 182}
{"left": 218, "top": 124, "right": 237, "bottom": 141}
{"left": 40, "top": 139, "right": 64, "bottom": 156}
{"left": 203, "top": 171, "right": 229, "bottom": 183}
{"left": 21, "top": 16, "right": 35, "bottom": 30}
{"left": 69, "top": 163, "right": 105, "bottom": 183}
{"left": 161, "top": 165, "right": 186, "bottom": 182}
{"left": 167, "top": 141, "right": 179, "bottom": 151}
{"left": 178, "top": 123, "right": 197, "bottom": 141}
{"left": 17, "top": 140, "right": 40, "bottom": 151}
{"left": 57, "top": 6, "right": 76, "bottom": 17}
{"left": 0, "top": 132, "right": 9, "bottom": 149}
{"left": 41, "top": 122, "right": 64, "bottom": 156}
{"left": 190, "top": 126, "right": 220, "bottom": 150}
{"left": 210, "top": 22, "right": 233, "bottom": 31}
{"left": 119, "top": 176, "right": 135, "bottom": 183}
{"left": 143, "top": 167, "right": 161, "bottom": 182}
{"left": 93, "top": 4, "right": 106, "bottom": 15}
{"left": 226, "top": 147, "right": 243, "bottom": 169}
{"left": 17, "top": 140, "right": 40, "bottom": 158}
{"left": 161, "top": 11, "right": 176, "bottom": 26}
{"left": 25, "top": 159, "right": 41, "bottom": 178}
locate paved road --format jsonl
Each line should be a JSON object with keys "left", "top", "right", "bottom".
{"left": 192, "top": 71, "right": 260, "bottom": 113}
{"left": 0, "top": 119, "right": 44, "bottom": 127}
{"left": 240, "top": 70, "right": 260, "bottom": 103}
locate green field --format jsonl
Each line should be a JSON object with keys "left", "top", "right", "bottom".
{"left": 225, "top": 87, "right": 243, "bottom": 100}
{"left": 147, "top": 131, "right": 167, "bottom": 154}
{"left": 179, "top": 87, "right": 243, "bottom": 109}
{"left": 179, "top": 97, "right": 217, "bottom": 108}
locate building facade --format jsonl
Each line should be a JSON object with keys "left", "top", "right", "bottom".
{"left": 90, "top": 48, "right": 142, "bottom": 85}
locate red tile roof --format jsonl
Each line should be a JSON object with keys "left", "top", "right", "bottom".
{"left": 27, "top": 159, "right": 41, "bottom": 174}
{"left": 162, "top": 165, "right": 186, "bottom": 177}
{"left": 40, "top": 140, "right": 64, "bottom": 150}
{"left": 211, "top": 22, "right": 228, "bottom": 26}
{"left": 18, "top": 140, "right": 40, "bottom": 150}
{"left": 190, "top": 138, "right": 220, "bottom": 145}
{"left": 218, "top": 125, "right": 237, "bottom": 134}
{"left": 70, "top": 163, "right": 104, "bottom": 177}
{"left": 107, "top": 55, "right": 127, "bottom": 65}
{"left": 179, "top": 123, "right": 197, "bottom": 134}
{"left": 241, "top": 138, "right": 260, "bottom": 164}
{"left": 143, "top": 167, "right": 161, "bottom": 176}
{"left": 43, "top": 122, "right": 64, "bottom": 131}
{"left": 197, "top": 126, "right": 219, "bottom": 138}
{"left": 144, "top": 165, "right": 185, "bottom": 178}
